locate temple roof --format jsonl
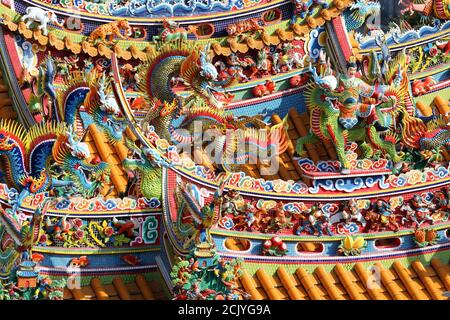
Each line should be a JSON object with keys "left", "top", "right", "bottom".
{"left": 63, "top": 275, "right": 168, "bottom": 300}
{"left": 237, "top": 258, "right": 450, "bottom": 300}
{"left": 81, "top": 124, "right": 134, "bottom": 198}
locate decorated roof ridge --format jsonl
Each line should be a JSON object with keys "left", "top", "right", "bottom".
{"left": 212, "top": 222, "right": 450, "bottom": 241}
{"left": 0, "top": 183, "right": 162, "bottom": 214}
{"left": 176, "top": 99, "right": 450, "bottom": 188}
{"left": 0, "top": 0, "right": 353, "bottom": 61}
{"left": 242, "top": 108, "right": 336, "bottom": 181}
{"left": 357, "top": 20, "right": 450, "bottom": 52}
{"left": 238, "top": 258, "right": 450, "bottom": 300}
{"left": 63, "top": 274, "right": 168, "bottom": 300}
{"left": 212, "top": 0, "right": 353, "bottom": 56}
{"left": 18, "top": 0, "right": 287, "bottom": 23}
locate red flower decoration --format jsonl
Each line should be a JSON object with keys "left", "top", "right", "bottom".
{"left": 429, "top": 47, "right": 439, "bottom": 57}
{"left": 72, "top": 218, "right": 83, "bottom": 229}
{"left": 104, "top": 227, "right": 114, "bottom": 237}
{"left": 39, "top": 234, "right": 48, "bottom": 243}
{"left": 74, "top": 230, "right": 84, "bottom": 240}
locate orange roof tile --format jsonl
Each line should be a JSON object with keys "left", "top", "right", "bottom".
{"left": 238, "top": 258, "right": 450, "bottom": 300}
{"left": 82, "top": 124, "right": 134, "bottom": 198}
{"left": 63, "top": 275, "right": 167, "bottom": 300}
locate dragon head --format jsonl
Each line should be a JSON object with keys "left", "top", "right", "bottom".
{"left": 350, "top": 0, "right": 381, "bottom": 18}
{"left": 91, "top": 74, "right": 127, "bottom": 142}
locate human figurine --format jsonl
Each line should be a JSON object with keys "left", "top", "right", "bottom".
{"left": 373, "top": 199, "right": 393, "bottom": 216}
{"left": 243, "top": 203, "right": 257, "bottom": 229}
{"left": 222, "top": 189, "right": 245, "bottom": 216}
{"left": 272, "top": 52, "right": 281, "bottom": 73}
{"left": 226, "top": 53, "right": 250, "bottom": 82}
{"left": 84, "top": 58, "right": 94, "bottom": 74}
{"left": 271, "top": 202, "right": 293, "bottom": 231}
{"left": 341, "top": 199, "right": 367, "bottom": 226}
{"left": 308, "top": 204, "right": 333, "bottom": 236}
{"left": 296, "top": 205, "right": 316, "bottom": 235}
{"left": 296, "top": 204, "right": 333, "bottom": 236}
{"left": 410, "top": 194, "right": 434, "bottom": 225}
{"left": 371, "top": 199, "right": 399, "bottom": 232}
{"left": 336, "top": 57, "right": 389, "bottom": 130}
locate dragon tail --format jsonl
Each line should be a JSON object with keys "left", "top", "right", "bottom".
{"left": 27, "top": 121, "right": 66, "bottom": 177}
{"left": 56, "top": 72, "right": 95, "bottom": 137}
{"left": 397, "top": 106, "right": 428, "bottom": 149}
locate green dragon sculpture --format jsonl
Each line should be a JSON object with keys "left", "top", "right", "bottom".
{"left": 122, "top": 139, "right": 162, "bottom": 200}
{"left": 296, "top": 50, "right": 450, "bottom": 173}
{"left": 295, "top": 64, "right": 404, "bottom": 173}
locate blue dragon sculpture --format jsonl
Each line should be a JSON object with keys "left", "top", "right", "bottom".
{"left": 56, "top": 71, "right": 127, "bottom": 143}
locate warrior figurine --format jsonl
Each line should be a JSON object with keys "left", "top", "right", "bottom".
{"left": 336, "top": 57, "right": 388, "bottom": 130}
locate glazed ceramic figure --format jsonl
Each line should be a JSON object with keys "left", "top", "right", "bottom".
{"left": 153, "top": 19, "right": 190, "bottom": 43}
{"left": 410, "top": 195, "right": 435, "bottom": 224}
{"left": 272, "top": 52, "right": 281, "bottom": 73}
{"left": 225, "top": 53, "right": 248, "bottom": 82}
{"left": 88, "top": 19, "right": 132, "bottom": 44}
{"left": 21, "top": 7, "right": 63, "bottom": 35}
{"left": 282, "top": 44, "right": 304, "bottom": 71}
{"left": 256, "top": 48, "right": 271, "bottom": 75}
{"left": 310, "top": 205, "right": 333, "bottom": 236}
{"left": 374, "top": 199, "right": 393, "bottom": 216}
{"left": 120, "top": 63, "right": 137, "bottom": 91}
{"left": 225, "top": 53, "right": 258, "bottom": 82}
{"left": 291, "top": 0, "right": 329, "bottom": 24}
{"left": 341, "top": 199, "right": 367, "bottom": 226}
{"left": 243, "top": 203, "right": 257, "bottom": 229}
{"left": 336, "top": 58, "right": 388, "bottom": 130}
{"left": 225, "top": 18, "right": 265, "bottom": 38}
{"left": 222, "top": 189, "right": 245, "bottom": 216}
{"left": 271, "top": 203, "right": 293, "bottom": 230}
